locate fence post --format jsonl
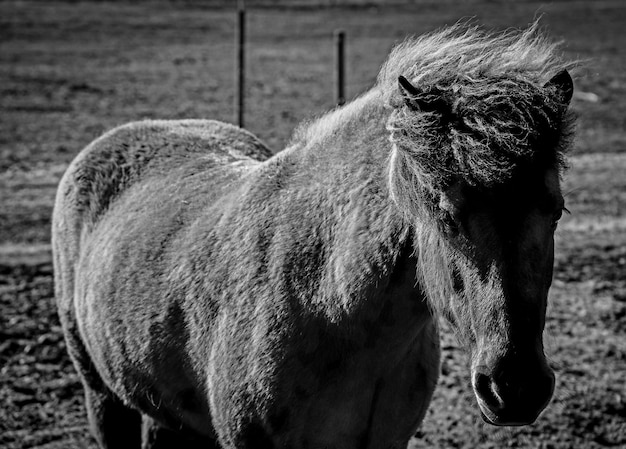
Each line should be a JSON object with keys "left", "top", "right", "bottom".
{"left": 334, "top": 29, "right": 346, "bottom": 106}
{"left": 235, "top": 2, "right": 246, "bottom": 128}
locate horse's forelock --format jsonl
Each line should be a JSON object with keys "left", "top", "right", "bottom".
{"left": 383, "top": 22, "right": 575, "bottom": 218}
{"left": 378, "top": 21, "right": 572, "bottom": 105}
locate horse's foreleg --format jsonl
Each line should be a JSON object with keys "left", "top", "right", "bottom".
{"left": 84, "top": 385, "right": 142, "bottom": 449}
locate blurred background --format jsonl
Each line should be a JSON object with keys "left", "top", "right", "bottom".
{"left": 1, "top": 1, "right": 624, "bottom": 447}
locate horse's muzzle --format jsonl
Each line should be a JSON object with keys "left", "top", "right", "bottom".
{"left": 471, "top": 363, "right": 555, "bottom": 426}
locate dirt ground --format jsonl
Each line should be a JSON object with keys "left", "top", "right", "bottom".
{"left": 1, "top": 1, "right": 625, "bottom": 448}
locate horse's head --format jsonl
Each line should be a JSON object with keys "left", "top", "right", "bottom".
{"left": 389, "top": 68, "right": 574, "bottom": 425}
{"left": 436, "top": 167, "right": 563, "bottom": 426}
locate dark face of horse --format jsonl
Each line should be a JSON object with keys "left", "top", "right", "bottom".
{"left": 395, "top": 68, "right": 572, "bottom": 425}
{"left": 438, "top": 167, "right": 564, "bottom": 425}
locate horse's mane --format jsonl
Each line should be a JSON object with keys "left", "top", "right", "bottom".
{"left": 289, "top": 23, "right": 574, "bottom": 221}
{"left": 379, "top": 22, "right": 575, "bottom": 217}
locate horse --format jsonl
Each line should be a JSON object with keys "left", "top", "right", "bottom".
{"left": 52, "top": 23, "right": 575, "bottom": 449}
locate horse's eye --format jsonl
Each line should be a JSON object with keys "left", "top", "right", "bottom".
{"left": 551, "top": 207, "right": 568, "bottom": 229}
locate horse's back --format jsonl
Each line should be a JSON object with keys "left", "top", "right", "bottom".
{"left": 55, "top": 119, "right": 270, "bottom": 228}
{"left": 53, "top": 118, "right": 271, "bottom": 309}
{"left": 53, "top": 119, "right": 270, "bottom": 295}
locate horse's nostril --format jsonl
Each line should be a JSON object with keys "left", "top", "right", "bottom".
{"left": 472, "top": 363, "right": 556, "bottom": 425}
{"left": 473, "top": 371, "right": 503, "bottom": 411}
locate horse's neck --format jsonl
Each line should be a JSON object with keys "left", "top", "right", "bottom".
{"left": 279, "top": 89, "right": 392, "bottom": 201}
{"left": 266, "top": 91, "right": 418, "bottom": 321}
{"left": 291, "top": 88, "right": 388, "bottom": 165}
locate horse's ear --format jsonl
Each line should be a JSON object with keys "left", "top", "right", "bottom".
{"left": 398, "top": 75, "right": 449, "bottom": 115}
{"left": 544, "top": 69, "right": 573, "bottom": 107}
{"left": 398, "top": 75, "right": 420, "bottom": 99}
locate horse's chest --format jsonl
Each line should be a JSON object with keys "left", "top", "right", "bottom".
{"left": 266, "top": 320, "right": 440, "bottom": 449}
{"left": 208, "top": 246, "right": 439, "bottom": 447}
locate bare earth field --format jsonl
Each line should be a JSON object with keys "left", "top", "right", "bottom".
{"left": 1, "top": 1, "right": 625, "bottom": 448}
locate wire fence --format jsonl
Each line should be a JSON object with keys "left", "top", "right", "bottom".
{"left": 162, "top": 0, "right": 549, "bottom": 8}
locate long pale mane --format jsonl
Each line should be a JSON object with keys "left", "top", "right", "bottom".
{"left": 373, "top": 23, "right": 577, "bottom": 332}
{"left": 380, "top": 22, "right": 575, "bottom": 220}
